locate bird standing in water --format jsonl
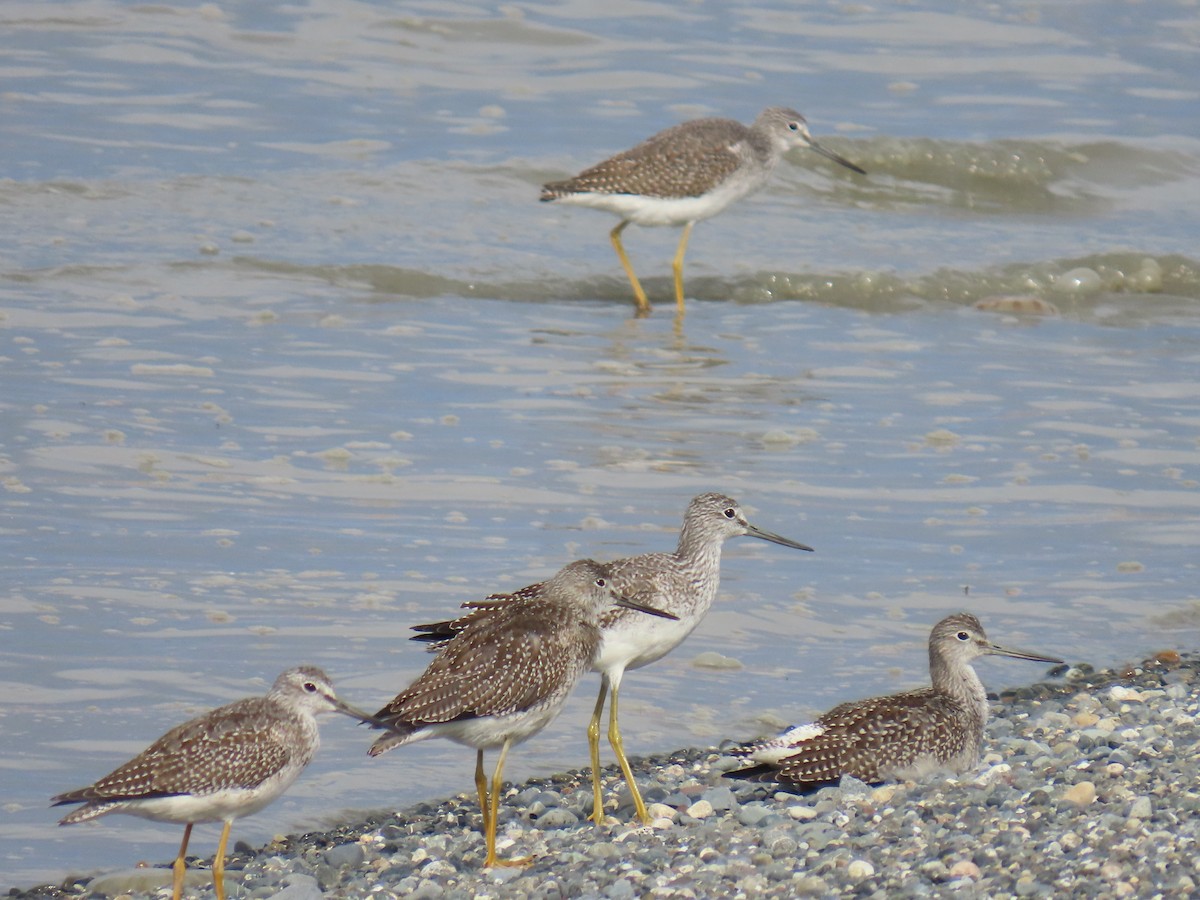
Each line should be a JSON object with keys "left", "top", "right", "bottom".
{"left": 541, "top": 106, "right": 865, "bottom": 316}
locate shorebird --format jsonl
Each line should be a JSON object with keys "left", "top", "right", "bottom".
{"left": 370, "top": 558, "right": 676, "bottom": 867}
{"left": 52, "top": 667, "right": 385, "bottom": 900}
{"left": 411, "top": 492, "right": 813, "bottom": 826}
{"left": 540, "top": 106, "right": 865, "bottom": 316}
{"left": 724, "top": 613, "right": 1062, "bottom": 788}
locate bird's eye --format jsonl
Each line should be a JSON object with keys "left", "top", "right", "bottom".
{"left": 595, "top": 577, "right": 607, "bottom": 588}
{"left": 788, "top": 121, "right": 800, "bottom": 131}
{"left": 723, "top": 508, "right": 736, "bottom": 519}
{"left": 956, "top": 631, "right": 970, "bottom": 642}
{"left": 303, "top": 681, "right": 318, "bottom": 693}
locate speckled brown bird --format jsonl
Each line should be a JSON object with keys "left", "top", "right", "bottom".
{"left": 540, "top": 106, "right": 865, "bottom": 316}
{"left": 725, "top": 614, "right": 1062, "bottom": 788}
{"left": 410, "top": 492, "right": 813, "bottom": 827}
{"left": 52, "top": 667, "right": 384, "bottom": 900}
{"left": 370, "top": 558, "right": 676, "bottom": 868}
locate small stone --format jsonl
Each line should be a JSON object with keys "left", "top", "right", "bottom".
{"left": 1061, "top": 781, "right": 1097, "bottom": 807}
{"left": 787, "top": 805, "right": 819, "bottom": 821}
{"left": 268, "top": 874, "right": 325, "bottom": 900}
{"left": 737, "top": 804, "right": 773, "bottom": 826}
{"left": 588, "top": 842, "right": 621, "bottom": 860}
{"left": 645, "top": 802, "right": 677, "bottom": 821}
{"left": 537, "top": 807, "right": 579, "bottom": 829}
{"left": 686, "top": 799, "right": 714, "bottom": 819}
{"left": 420, "top": 859, "right": 457, "bottom": 878}
{"left": 409, "top": 881, "right": 444, "bottom": 900}
{"left": 1128, "top": 796, "right": 1152, "bottom": 820}
{"left": 847, "top": 859, "right": 875, "bottom": 879}
{"left": 1015, "top": 875, "right": 1040, "bottom": 896}
{"left": 975, "top": 763, "right": 1012, "bottom": 786}
{"left": 794, "top": 877, "right": 829, "bottom": 893}
{"left": 838, "top": 776, "right": 871, "bottom": 797}
{"left": 1027, "top": 789, "right": 1051, "bottom": 807}
{"left": 1101, "top": 863, "right": 1124, "bottom": 881}
{"left": 703, "top": 785, "right": 736, "bottom": 811}
{"left": 950, "top": 860, "right": 981, "bottom": 880}
{"left": 762, "top": 827, "right": 798, "bottom": 856}
{"left": 323, "top": 842, "right": 364, "bottom": 869}
{"left": 1108, "top": 686, "right": 1142, "bottom": 702}
{"left": 870, "top": 785, "right": 897, "bottom": 804}
{"left": 920, "top": 860, "right": 950, "bottom": 881}
{"left": 796, "top": 821, "right": 841, "bottom": 851}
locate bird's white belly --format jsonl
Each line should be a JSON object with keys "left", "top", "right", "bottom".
{"left": 424, "top": 702, "right": 565, "bottom": 750}
{"left": 592, "top": 614, "right": 698, "bottom": 675}
{"left": 115, "top": 779, "right": 295, "bottom": 825}
{"left": 555, "top": 173, "right": 767, "bottom": 228}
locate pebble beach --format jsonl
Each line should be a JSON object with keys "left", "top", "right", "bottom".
{"left": 14, "top": 650, "right": 1199, "bottom": 900}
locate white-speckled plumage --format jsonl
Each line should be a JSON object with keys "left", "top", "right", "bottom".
{"left": 728, "top": 614, "right": 1062, "bottom": 788}
{"left": 372, "top": 559, "right": 628, "bottom": 756}
{"left": 52, "top": 667, "right": 379, "bottom": 900}
{"left": 410, "top": 493, "right": 812, "bottom": 824}
{"left": 374, "top": 558, "right": 675, "bottom": 867}
{"left": 540, "top": 107, "right": 865, "bottom": 314}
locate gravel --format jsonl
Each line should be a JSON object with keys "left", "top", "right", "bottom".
{"left": 13, "top": 651, "right": 1200, "bottom": 899}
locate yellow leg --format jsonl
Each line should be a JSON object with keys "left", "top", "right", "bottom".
{"left": 483, "top": 738, "right": 531, "bottom": 868}
{"left": 610, "top": 221, "right": 651, "bottom": 316}
{"left": 171, "top": 822, "right": 193, "bottom": 900}
{"left": 671, "top": 221, "right": 694, "bottom": 316}
{"left": 608, "top": 683, "right": 650, "bottom": 825}
{"left": 587, "top": 680, "right": 609, "bottom": 826}
{"left": 474, "top": 749, "right": 490, "bottom": 836}
{"left": 212, "top": 819, "right": 233, "bottom": 900}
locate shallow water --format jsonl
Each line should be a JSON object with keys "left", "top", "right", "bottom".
{"left": 3, "top": 0, "right": 1200, "bottom": 888}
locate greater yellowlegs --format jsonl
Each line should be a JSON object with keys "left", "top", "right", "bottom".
{"left": 725, "top": 614, "right": 1062, "bottom": 788}
{"left": 411, "top": 492, "right": 813, "bottom": 826}
{"left": 52, "top": 667, "right": 384, "bottom": 900}
{"left": 370, "top": 558, "right": 676, "bottom": 868}
{"left": 540, "top": 106, "right": 865, "bottom": 316}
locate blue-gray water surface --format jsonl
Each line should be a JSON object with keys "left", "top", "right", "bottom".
{"left": 3, "top": 0, "right": 1199, "bottom": 888}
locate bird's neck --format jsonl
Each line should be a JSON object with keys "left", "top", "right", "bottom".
{"left": 675, "top": 524, "right": 724, "bottom": 570}
{"left": 745, "top": 129, "right": 782, "bottom": 169}
{"left": 930, "top": 653, "right": 989, "bottom": 729}
{"left": 670, "top": 528, "right": 724, "bottom": 605}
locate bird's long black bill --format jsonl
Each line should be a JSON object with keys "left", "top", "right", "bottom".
{"left": 809, "top": 140, "right": 867, "bottom": 176}
{"left": 614, "top": 595, "right": 679, "bottom": 621}
{"left": 410, "top": 620, "right": 455, "bottom": 643}
{"left": 986, "top": 643, "right": 1064, "bottom": 665}
{"left": 745, "top": 523, "right": 814, "bottom": 552}
{"left": 334, "top": 699, "right": 404, "bottom": 733}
